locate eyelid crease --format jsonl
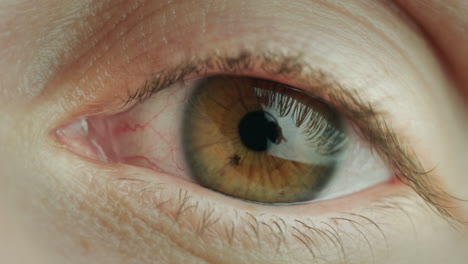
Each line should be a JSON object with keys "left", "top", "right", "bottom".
{"left": 122, "top": 49, "right": 462, "bottom": 225}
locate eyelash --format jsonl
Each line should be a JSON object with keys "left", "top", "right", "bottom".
{"left": 120, "top": 49, "right": 451, "bottom": 215}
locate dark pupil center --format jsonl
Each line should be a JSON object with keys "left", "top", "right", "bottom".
{"left": 238, "top": 110, "right": 279, "bottom": 151}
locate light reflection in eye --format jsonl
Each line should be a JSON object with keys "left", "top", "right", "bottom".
{"left": 54, "top": 74, "right": 391, "bottom": 205}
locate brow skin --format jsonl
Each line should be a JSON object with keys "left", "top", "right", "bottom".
{"left": 123, "top": 49, "right": 460, "bottom": 224}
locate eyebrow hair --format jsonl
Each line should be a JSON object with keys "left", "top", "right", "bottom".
{"left": 124, "top": 49, "right": 460, "bottom": 224}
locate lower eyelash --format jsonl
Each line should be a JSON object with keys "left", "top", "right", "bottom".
{"left": 104, "top": 173, "right": 421, "bottom": 264}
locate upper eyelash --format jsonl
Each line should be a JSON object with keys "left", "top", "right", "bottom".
{"left": 122, "top": 49, "right": 461, "bottom": 224}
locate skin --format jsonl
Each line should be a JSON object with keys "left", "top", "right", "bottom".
{"left": 0, "top": 0, "right": 467, "bottom": 263}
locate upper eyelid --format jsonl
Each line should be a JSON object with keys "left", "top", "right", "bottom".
{"left": 124, "top": 50, "right": 333, "bottom": 106}
{"left": 121, "top": 49, "right": 460, "bottom": 224}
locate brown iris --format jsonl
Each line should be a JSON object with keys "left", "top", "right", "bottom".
{"left": 182, "top": 76, "right": 346, "bottom": 204}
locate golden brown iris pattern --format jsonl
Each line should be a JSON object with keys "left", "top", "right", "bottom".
{"left": 182, "top": 76, "right": 347, "bottom": 204}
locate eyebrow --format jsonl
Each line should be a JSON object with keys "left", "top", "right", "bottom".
{"left": 124, "top": 49, "right": 459, "bottom": 224}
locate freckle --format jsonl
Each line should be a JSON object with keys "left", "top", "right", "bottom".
{"left": 229, "top": 154, "right": 241, "bottom": 166}
{"left": 80, "top": 239, "right": 90, "bottom": 254}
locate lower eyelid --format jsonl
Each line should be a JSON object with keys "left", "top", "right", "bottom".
{"left": 94, "top": 162, "right": 411, "bottom": 263}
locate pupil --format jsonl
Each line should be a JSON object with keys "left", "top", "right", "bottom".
{"left": 238, "top": 110, "right": 279, "bottom": 151}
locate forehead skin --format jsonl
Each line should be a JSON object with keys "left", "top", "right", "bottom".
{"left": 0, "top": 0, "right": 467, "bottom": 264}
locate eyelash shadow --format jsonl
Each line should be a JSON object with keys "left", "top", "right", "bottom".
{"left": 122, "top": 49, "right": 462, "bottom": 225}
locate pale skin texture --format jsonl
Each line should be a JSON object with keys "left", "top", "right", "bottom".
{"left": 1, "top": 0, "right": 468, "bottom": 263}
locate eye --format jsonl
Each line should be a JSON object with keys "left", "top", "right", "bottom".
{"left": 54, "top": 71, "right": 391, "bottom": 205}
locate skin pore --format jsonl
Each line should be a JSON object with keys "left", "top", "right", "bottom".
{"left": 0, "top": 0, "right": 467, "bottom": 263}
